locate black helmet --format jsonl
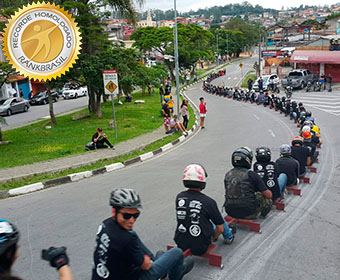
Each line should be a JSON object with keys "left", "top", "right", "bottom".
{"left": 110, "top": 188, "right": 142, "bottom": 209}
{"left": 282, "top": 96, "right": 286, "bottom": 101}
{"left": 255, "top": 146, "right": 271, "bottom": 163}
{"left": 305, "top": 111, "right": 312, "bottom": 118}
{"left": 232, "top": 147, "right": 253, "bottom": 169}
{"left": 0, "top": 219, "right": 20, "bottom": 256}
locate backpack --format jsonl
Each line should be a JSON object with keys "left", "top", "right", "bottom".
{"left": 85, "top": 142, "right": 95, "bottom": 151}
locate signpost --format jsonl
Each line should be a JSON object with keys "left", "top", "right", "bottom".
{"left": 103, "top": 69, "right": 119, "bottom": 139}
{"left": 239, "top": 62, "right": 243, "bottom": 80}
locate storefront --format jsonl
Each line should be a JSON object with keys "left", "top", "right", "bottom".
{"left": 290, "top": 50, "right": 340, "bottom": 82}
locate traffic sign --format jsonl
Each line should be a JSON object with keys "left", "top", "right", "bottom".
{"left": 103, "top": 69, "right": 119, "bottom": 96}
{"left": 239, "top": 62, "right": 243, "bottom": 68}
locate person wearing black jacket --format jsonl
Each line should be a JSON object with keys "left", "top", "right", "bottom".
{"left": 224, "top": 147, "right": 272, "bottom": 219}
{"left": 276, "top": 144, "right": 300, "bottom": 187}
{"left": 253, "top": 147, "right": 283, "bottom": 201}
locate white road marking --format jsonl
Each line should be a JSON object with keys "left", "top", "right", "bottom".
{"left": 253, "top": 114, "right": 260, "bottom": 120}
{"left": 234, "top": 77, "right": 237, "bottom": 80}
{"left": 268, "top": 129, "right": 275, "bottom": 137}
{"left": 228, "top": 77, "right": 231, "bottom": 80}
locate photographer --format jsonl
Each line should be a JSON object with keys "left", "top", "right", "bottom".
{"left": 92, "top": 128, "right": 115, "bottom": 150}
{"left": 0, "top": 219, "right": 73, "bottom": 280}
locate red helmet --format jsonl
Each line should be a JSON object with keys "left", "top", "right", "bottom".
{"left": 302, "top": 131, "right": 312, "bottom": 142}
{"left": 292, "top": 136, "right": 304, "bottom": 146}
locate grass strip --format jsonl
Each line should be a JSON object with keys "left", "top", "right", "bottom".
{"left": 0, "top": 102, "right": 196, "bottom": 191}
{"left": 240, "top": 71, "right": 256, "bottom": 88}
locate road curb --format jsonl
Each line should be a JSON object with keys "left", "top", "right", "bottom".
{"left": 3, "top": 86, "right": 201, "bottom": 198}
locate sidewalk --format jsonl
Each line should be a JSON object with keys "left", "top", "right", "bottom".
{"left": 0, "top": 61, "right": 232, "bottom": 185}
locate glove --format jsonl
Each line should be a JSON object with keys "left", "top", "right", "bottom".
{"left": 41, "top": 246, "right": 69, "bottom": 270}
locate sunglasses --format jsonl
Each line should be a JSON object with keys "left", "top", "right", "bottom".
{"left": 119, "top": 211, "right": 140, "bottom": 220}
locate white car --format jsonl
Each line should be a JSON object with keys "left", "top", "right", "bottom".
{"left": 253, "top": 74, "right": 280, "bottom": 91}
{"left": 63, "top": 87, "right": 88, "bottom": 99}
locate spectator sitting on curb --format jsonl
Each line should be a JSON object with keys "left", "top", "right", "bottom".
{"left": 92, "top": 128, "right": 115, "bottom": 150}
{"left": 162, "top": 99, "right": 171, "bottom": 133}
{"left": 167, "top": 115, "right": 188, "bottom": 136}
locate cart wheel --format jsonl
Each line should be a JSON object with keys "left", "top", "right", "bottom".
{"left": 220, "top": 264, "right": 224, "bottom": 269}
{"left": 229, "top": 223, "right": 237, "bottom": 235}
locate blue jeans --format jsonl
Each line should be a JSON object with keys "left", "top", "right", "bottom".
{"left": 277, "top": 173, "right": 287, "bottom": 193}
{"left": 212, "top": 215, "right": 234, "bottom": 239}
{"left": 130, "top": 231, "right": 185, "bottom": 280}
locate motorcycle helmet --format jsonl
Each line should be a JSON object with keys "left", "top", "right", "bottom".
{"left": 255, "top": 146, "right": 271, "bottom": 163}
{"left": 302, "top": 131, "right": 312, "bottom": 143}
{"left": 183, "top": 164, "right": 208, "bottom": 189}
{"left": 280, "top": 144, "right": 291, "bottom": 156}
{"left": 0, "top": 219, "right": 20, "bottom": 256}
{"left": 292, "top": 136, "right": 304, "bottom": 146}
{"left": 305, "top": 111, "right": 312, "bottom": 118}
{"left": 232, "top": 147, "right": 253, "bottom": 169}
{"left": 110, "top": 188, "right": 142, "bottom": 209}
{"left": 302, "top": 125, "right": 311, "bottom": 132}
{"left": 298, "top": 102, "right": 303, "bottom": 107}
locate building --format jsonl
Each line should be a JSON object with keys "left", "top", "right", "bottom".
{"left": 290, "top": 49, "right": 340, "bottom": 82}
{"left": 137, "top": 10, "right": 156, "bottom": 28}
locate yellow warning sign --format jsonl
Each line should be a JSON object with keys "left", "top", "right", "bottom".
{"left": 106, "top": 81, "right": 117, "bottom": 93}
{"left": 239, "top": 62, "right": 243, "bottom": 68}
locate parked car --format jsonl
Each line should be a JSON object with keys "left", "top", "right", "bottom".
{"left": 0, "top": 97, "right": 30, "bottom": 116}
{"left": 30, "top": 91, "right": 58, "bottom": 105}
{"left": 63, "top": 87, "right": 87, "bottom": 99}
{"left": 281, "top": 69, "right": 318, "bottom": 89}
{"left": 253, "top": 74, "right": 280, "bottom": 91}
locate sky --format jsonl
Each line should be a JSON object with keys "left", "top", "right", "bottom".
{"left": 140, "top": 0, "right": 340, "bottom": 12}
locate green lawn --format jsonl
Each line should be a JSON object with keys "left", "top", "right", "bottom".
{"left": 241, "top": 72, "right": 256, "bottom": 88}
{"left": 0, "top": 91, "right": 165, "bottom": 168}
{"left": 0, "top": 100, "right": 196, "bottom": 191}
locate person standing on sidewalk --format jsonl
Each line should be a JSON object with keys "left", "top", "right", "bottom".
{"left": 162, "top": 99, "right": 171, "bottom": 133}
{"left": 92, "top": 188, "right": 194, "bottom": 280}
{"left": 180, "top": 100, "right": 189, "bottom": 129}
{"left": 199, "top": 97, "right": 207, "bottom": 129}
{"left": 159, "top": 84, "right": 164, "bottom": 104}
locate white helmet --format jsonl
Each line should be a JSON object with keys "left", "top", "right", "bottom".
{"left": 302, "top": 125, "right": 311, "bottom": 132}
{"left": 182, "top": 164, "right": 208, "bottom": 189}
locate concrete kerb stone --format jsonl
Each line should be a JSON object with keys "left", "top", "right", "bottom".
{"left": 4, "top": 76, "right": 202, "bottom": 198}
{"left": 161, "top": 143, "right": 173, "bottom": 152}
{"left": 8, "top": 182, "right": 44, "bottom": 196}
{"left": 69, "top": 171, "right": 93, "bottom": 182}
{"left": 106, "top": 162, "right": 124, "bottom": 172}
{"left": 140, "top": 152, "right": 154, "bottom": 161}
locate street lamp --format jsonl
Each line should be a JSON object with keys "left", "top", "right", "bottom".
{"left": 173, "top": 0, "right": 180, "bottom": 119}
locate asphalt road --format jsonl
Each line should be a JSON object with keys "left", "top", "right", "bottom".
{"left": 2, "top": 58, "right": 340, "bottom": 280}
{"left": 2, "top": 95, "right": 88, "bottom": 128}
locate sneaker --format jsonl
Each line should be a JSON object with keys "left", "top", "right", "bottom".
{"left": 155, "top": 250, "right": 165, "bottom": 260}
{"left": 179, "top": 257, "right": 194, "bottom": 279}
{"left": 223, "top": 236, "right": 234, "bottom": 245}
{"left": 260, "top": 205, "right": 272, "bottom": 218}
{"left": 110, "top": 146, "right": 115, "bottom": 150}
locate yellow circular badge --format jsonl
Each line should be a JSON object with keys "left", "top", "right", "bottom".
{"left": 2, "top": 2, "right": 81, "bottom": 81}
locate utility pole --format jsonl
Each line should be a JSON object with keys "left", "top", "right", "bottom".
{"left": 258, "top": 33, "right": 261, "bottom": 78}
{"left": 173, "top": 0, "right": 180, "bottom": 119}
{"left": 226, "top": 33, "right": 229, "bottom": 57}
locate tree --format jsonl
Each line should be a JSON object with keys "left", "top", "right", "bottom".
{"left": 0, "top": 116, "right": 7, "bottom": 142}
{"left": 131, "top": 24, "right": 214, "bottom": 80}
{"left": 0, "top": 62, "right": 16, "bottom": 90}
{"left": 1, "top": 0, "right": 144, "bottom": 117}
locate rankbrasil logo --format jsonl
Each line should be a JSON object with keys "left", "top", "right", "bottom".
{"left": 2, "top": 2, "right": 81, "bottom": 81}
